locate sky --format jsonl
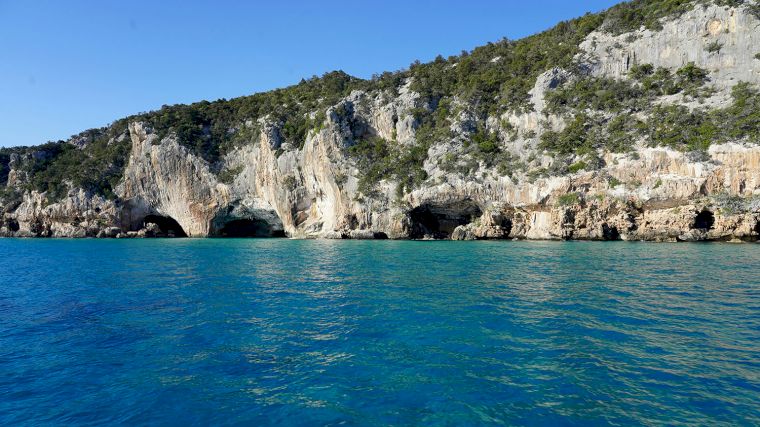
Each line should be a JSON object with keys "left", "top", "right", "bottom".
{"left": 0, "top": 0, "right": 620, "bottom": 147}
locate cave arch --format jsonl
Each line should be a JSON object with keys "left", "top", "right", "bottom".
{"left": 409, "top": 201, "right": 482, "bottom": 239}
{"left": 143, "top": 215, "right": 187, "bottom": 237}
{"left": 217, "top": 219, "right": 286, "bottom": 238}
{"left": 692, "top": 210, "right": 715, "bottom": 230}
{"left": 602, "top": 224, "right": 621, "bottom": 241}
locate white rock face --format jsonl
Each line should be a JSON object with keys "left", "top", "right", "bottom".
{"left": 4, "top": 117, "right": 760, "bottom": 241}
{"left": 581, "top": 4, "right": 760, "bottom": 92}
{"left": 3, "top": 2, "right": 760, "bottom": 242}
{"left": 3, "top": 189, "right": 118, "bottom": 237}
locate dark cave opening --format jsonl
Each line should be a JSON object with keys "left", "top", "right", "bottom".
{"left": 692, "top": 210, "right": 715, "bottom": 230}
{"left": 143, "top": 215, "right": 188, "bottom": 237}
{"left": 409, "top": 202, "right": 483, "bottom": 239}
{"left": 218, "top": 219, "right": 285, "bottom": 238}
{"left": 602, "top": 224, "right": 621, "bottom": 241}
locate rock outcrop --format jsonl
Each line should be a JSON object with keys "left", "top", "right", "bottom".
{"left": 2, "top": 0, "right": 760, "bottom": 242}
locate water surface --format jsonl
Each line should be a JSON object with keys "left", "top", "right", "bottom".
{"left": 0, "top": 239, "right": 758, "bottom": 425}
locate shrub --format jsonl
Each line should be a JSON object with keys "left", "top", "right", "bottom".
{"left": 644, "top": 105, "right": 716, "bottom": 151}
{"left": 546, "top": 77, "right": 644, "bottom": 114}
{"left": 218, "top": 166, "right": 243, "bottom": 184}
{"left": 282, "top": 175, "right": 298, "bottom": 191}
{"left": 714, "top": 192, "right": 746, "bottom": 214}
{"left": 6, "top": 124, "right": 133, "bottom": 202}
{"left": 568, "top": 161, "right": 588, "bottom": 173}
{"left": 601, "top": 0, "right": 702, "bottom": 35}
{"left": 705, "top": 40, "right": 723, "bottom": 53}
{"left": 557, "top": 192, "right": 580, "bottom": 206}
{"left": 629, "top": 63, "right": 655, "bottom": 80}
{"left": 540, "top": 114, "right": 596, "bottom": 155}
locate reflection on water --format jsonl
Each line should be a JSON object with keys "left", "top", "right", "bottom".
{"left": 0, "top": 239, "right": 758, "bottom": 425}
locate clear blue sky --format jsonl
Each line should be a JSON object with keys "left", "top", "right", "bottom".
{"left": 0, "top": 0, "right": 620, "bottom": 147}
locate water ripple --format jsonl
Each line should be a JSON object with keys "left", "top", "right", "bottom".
{"left": 0, "top": 239, "right": 758, "bottom": 425}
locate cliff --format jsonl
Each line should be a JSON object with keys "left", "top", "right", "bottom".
{"left": 2, "top": 0, "right": 760, "bottom": 242}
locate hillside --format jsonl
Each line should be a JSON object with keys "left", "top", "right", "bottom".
{"left": 2, "top": 0, "right": 760, "bottom": 241}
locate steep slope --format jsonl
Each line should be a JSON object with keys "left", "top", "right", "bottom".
{"left": 2, "top": 0, "right": 760, "bottom": 241}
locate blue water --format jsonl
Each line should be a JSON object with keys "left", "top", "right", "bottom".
{"left": 0, "top": 239, "right": 759, "bottom": 426}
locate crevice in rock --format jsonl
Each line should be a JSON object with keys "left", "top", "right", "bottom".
{"left": 692, "top": 210, "right": 715, "bottom": 230}
{"left": 217, "top": 219, "right": 286, "bottom": 238}
{"left": 143, "top": 215, "right": 188, "bottom": 237}
{"left": 409, "top": 201, "right": 482, "bottom": 239}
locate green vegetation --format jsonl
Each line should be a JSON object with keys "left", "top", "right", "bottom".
{"left": 547, "top": 62, "right": 711, "bottom": 115}
{"left": 705, "top": 40, "right": 723, "bottom": 53}
{"left": 542, "top": 80, "right": 760, "bottom": 156}
{"left": 282, "top": 175, "right": 298, "bottom": 191}
{"left": 408, "top": 11, "right": 604, "bottom": 115}
{"left": 0, "top": 123, "right": 133, "bottom": 202}
{"left": 4, "top": 0, "right": 759, "bottom": 204}
{"left": 644, "top": 82, "right": 760, "bottom": 149}
{"left": 600, "top": 0, "right": 759, "bottom": 35}
{"left": 568, "top": 161, "right": 588, "bottom": 173}
{"left": 140, "top": 71, "right": 364, "bottom": 162}
{"left": 0, "top": 152, "right": 12, "bottom": 187}
{"left": 714, "top": 192, "right": 760, "bottom": 213}
{"left": 601, "top": 0, "right": 698, "bottom": 34}
{"left": 557, "top": 192, "right": 581, "bottom": 206}
{"left": 218, "top": 165, "right": 243, "bottom": 184}
{"left": 540, "top": 114, "right": 601, "bottom": 155}
{"left": 643, "top": 105, "right": 716, "bottom": 151}
{"left": 748, "top": 1, "right": 760, "bottom": 19}
{"left": 347, "top": 136, "right": 429, "bottom": 199}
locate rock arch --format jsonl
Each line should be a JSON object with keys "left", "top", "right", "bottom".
{"left": 408, "top": 200, "right": 482, "bottom": 239}
{"left": 217, "top": 219, "right": 286, "bottom": 238}
{"left": 142, "top": 214, "right": 188, "bottom": 237}
{"left": 210, "top": 202, "right": 286, "bottom": 238}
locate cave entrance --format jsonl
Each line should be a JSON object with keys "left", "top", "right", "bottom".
{"left": 602, "top": 224, "right": 621, "bottom": 241}
{"left": 218, "top": 219, "right": 286, "bottom": 238}
{"left": 692, "top": 210, "right": 715, "bottom": 230}
{"left": 143, "top": 215, "right": 187, "bottom": 237}
{"left": 409, "top": 202, "right": 482, "bottom": 239}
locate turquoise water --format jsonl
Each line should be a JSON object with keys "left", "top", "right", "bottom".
{"left": 0, "top": 239, "right": 758, "bottom": 426}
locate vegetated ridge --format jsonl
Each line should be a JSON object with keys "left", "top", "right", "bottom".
{"left": 2, "top": 0, "right": 760, "bottom": 241}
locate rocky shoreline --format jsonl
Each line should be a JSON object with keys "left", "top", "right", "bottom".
{"left": 3, "top": 3, "right": 760, "bottom": 243}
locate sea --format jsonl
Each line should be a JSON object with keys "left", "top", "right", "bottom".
{"left": 0, "top": 239, "right": 758, "bottom": 426}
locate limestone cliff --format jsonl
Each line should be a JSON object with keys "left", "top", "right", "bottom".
{"left": 2, "top": 0, "right": 760, "bottom": 242}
